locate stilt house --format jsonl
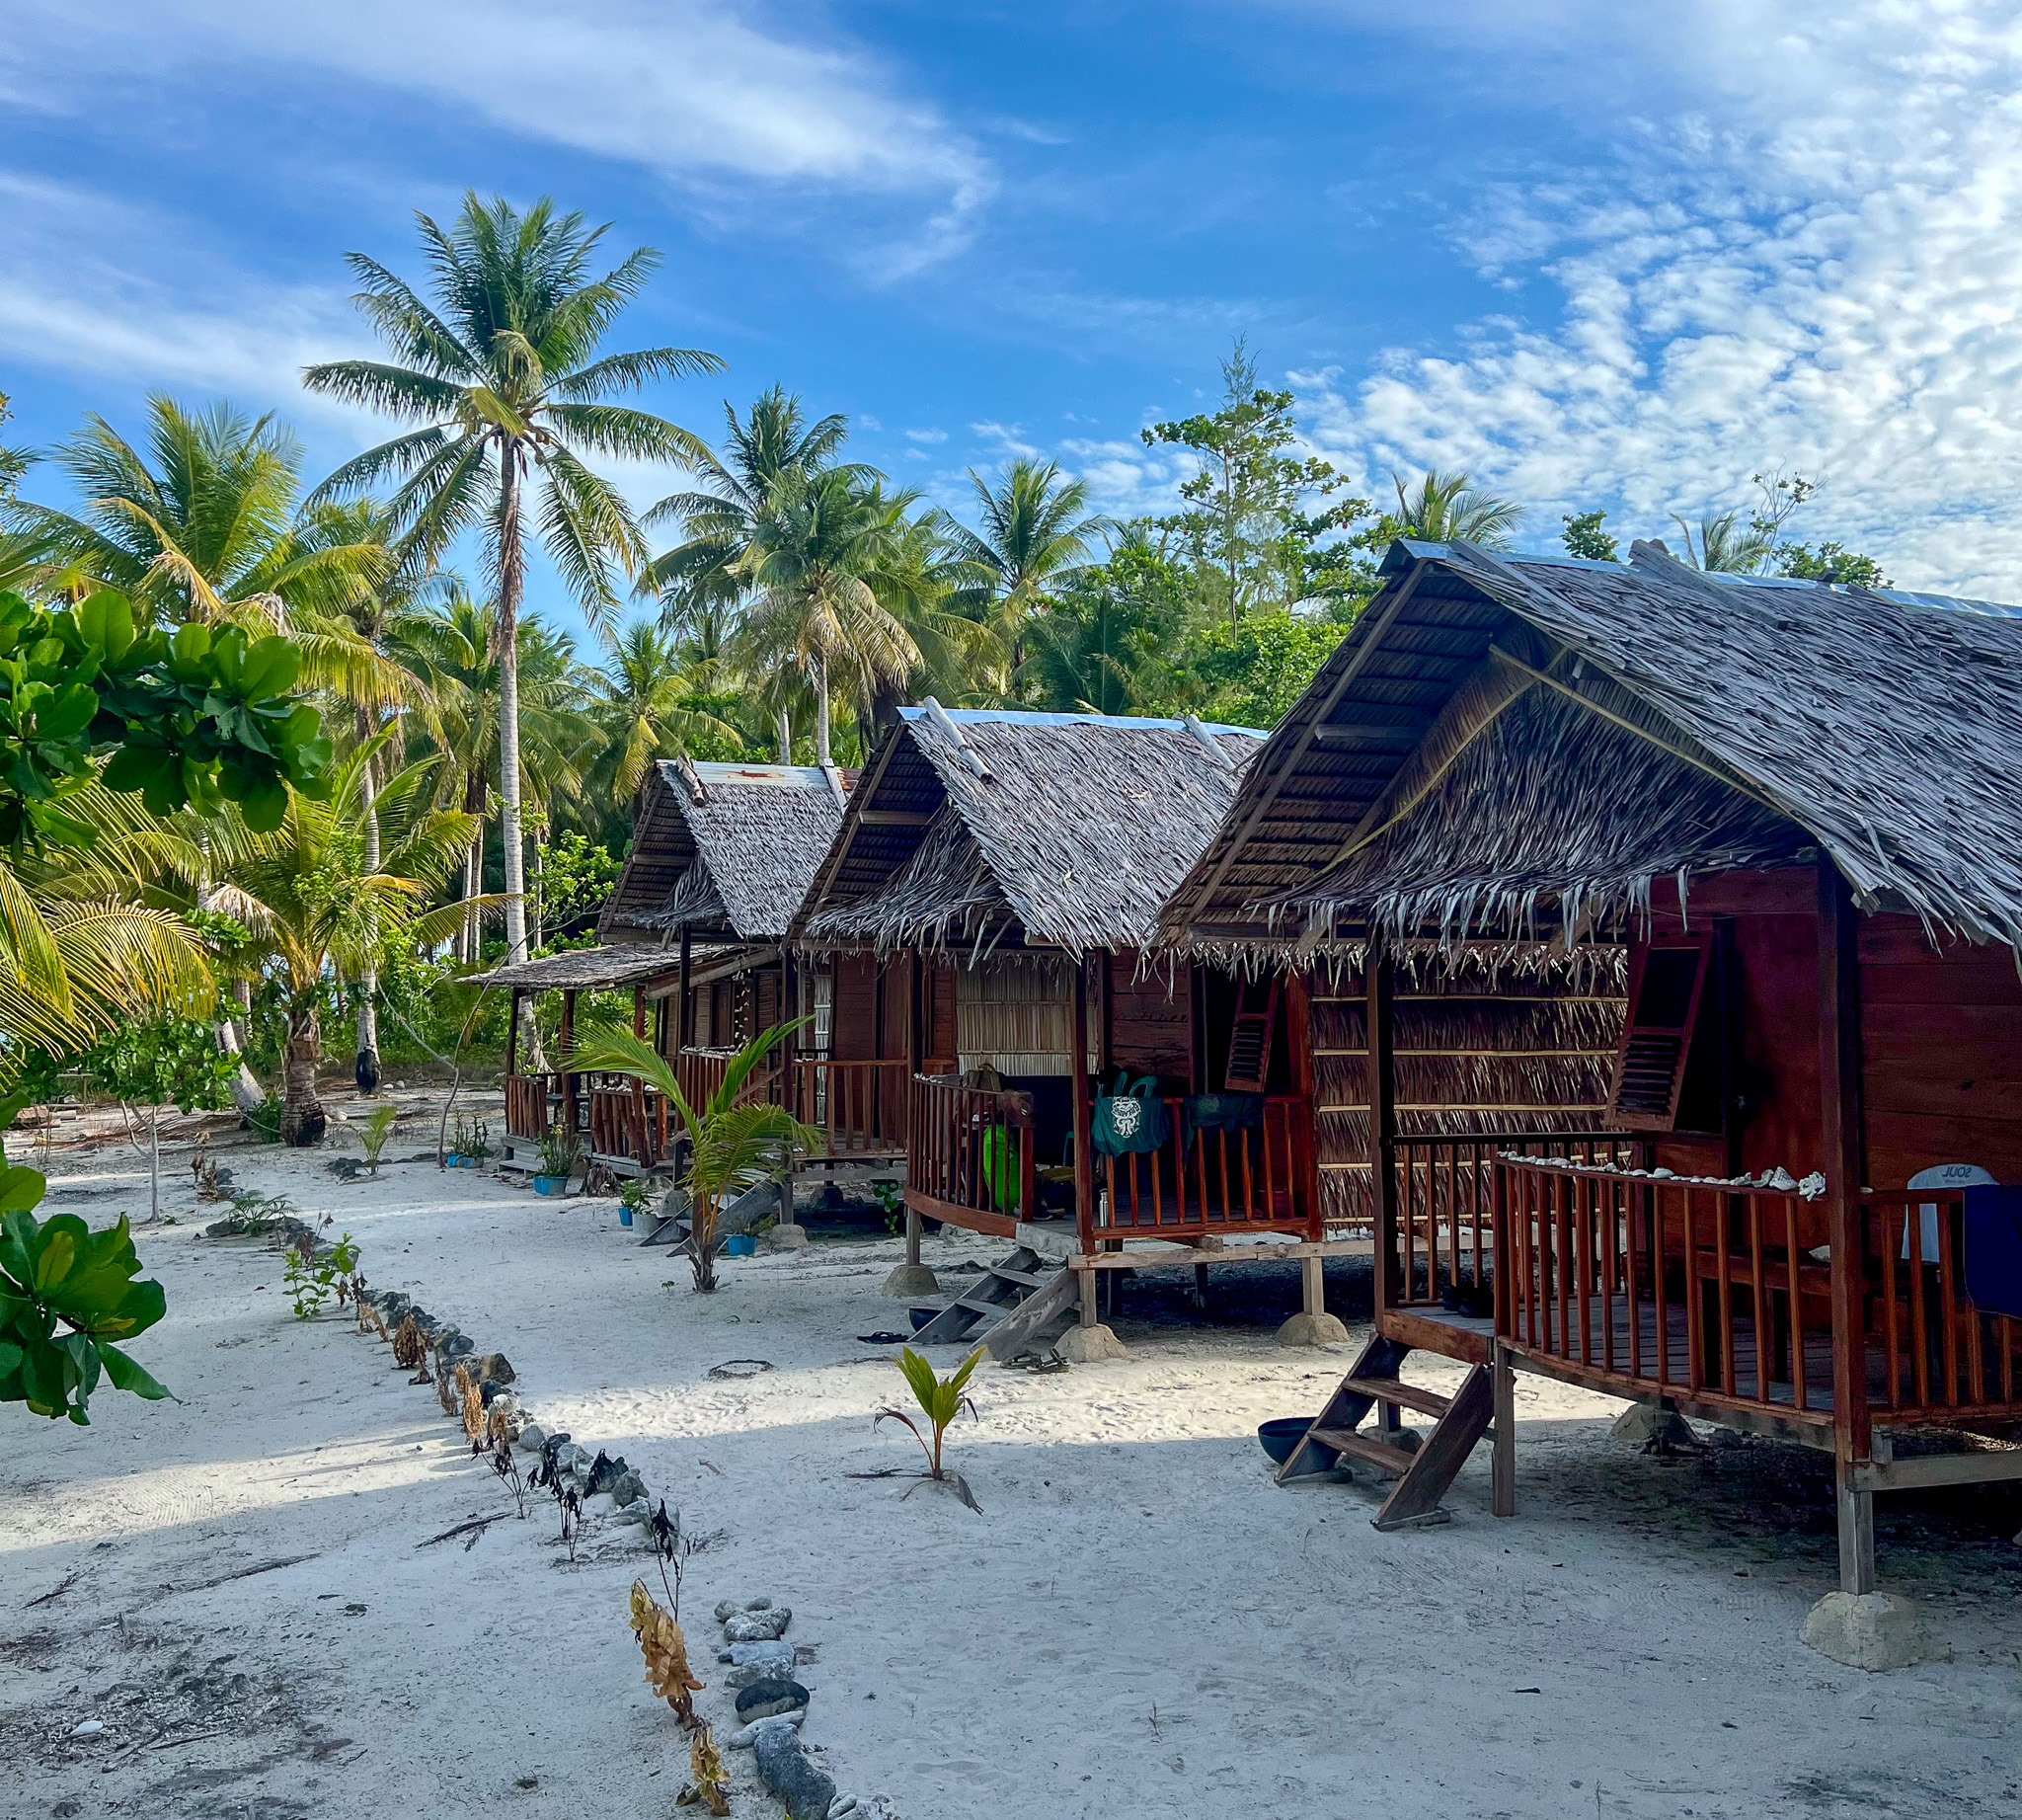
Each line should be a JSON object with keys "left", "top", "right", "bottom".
{"left": 490, "top": 758, "right": 900, "bottom": 1176}
{"left": 1166, "top": 537, "right": 2022, "bottom": 1583}
{"left": 793, "top": 704, "right": 1360, "bottom": 1325}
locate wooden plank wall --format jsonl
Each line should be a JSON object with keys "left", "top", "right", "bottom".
{"left": 1107, "top": 955, "right": 1193, "bottom": 1081}
{"left": 1860, "top": 913, "right": 2022, "bottom": 1188}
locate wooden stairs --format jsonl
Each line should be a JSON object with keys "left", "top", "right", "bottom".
{"left": 1277, "top": 1335, "right": 1495, "bottom": 1530}
{"left": 909, "top": 1245, "right": 1081, "bottom": 1360}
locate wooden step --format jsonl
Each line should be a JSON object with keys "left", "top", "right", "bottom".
{"left": 953, "top": 1294, "right": 1016, "bottom": 1315}
{"left": 989, "top": 1268, "right": 1050, "bottom": 1288}
{"left": 1308, "top": 1427, "right": 1419, "bottom": 1476}
{"left": 1372, "top": 1366, "right": 1495, "bottom": 1531}
{"left": 1341, "top": 1376, "right": 1451, "bottom": 1420}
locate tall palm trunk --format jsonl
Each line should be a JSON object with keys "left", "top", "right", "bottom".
{"left": 776, "top": 709, "right": 791, "bottom": 763}
{"left": 354, "top": 718, "right": 382, "bottom": 1094}
{"left": 281, "top": 994, "right": 326, "bottom": 1146}
{"left": 814, "top": 648, "right": 832, "bottom": 767}
{"left": 497, "top": 438, "right": 529, "bottom": 968}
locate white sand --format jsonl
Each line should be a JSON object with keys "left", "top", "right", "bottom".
{"left": 6, "top": 1103, "right": 2021, "bottom": 1818}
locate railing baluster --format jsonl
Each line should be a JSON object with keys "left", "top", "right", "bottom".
{"left": 1653, "top": 1182, "right": 1669, "bottom": 1388}
{"left": 1937, "top": 1194, "right": 1961, "bottom": 1407}
{"left": 1682, "top": 1188, "right": 1702, "bottom": 1391}
{"left": 1748, "top": 1194, "right": 1768, "bottom": 1402}
{"left": 1624, "top": 1178, "right": 1641, "bottom": 1379}
{"left": 1788, "top": 1198, "right": 1809, "bottom": 1411}
{"left": 1215, "top": 1128, "right": 1233, "bottom": 1230}
{"left": 1715, "top": 1194, "right": 1736, "bottom": 1397}
{"left": 1239, "top": 1119, "right": 1256, "bottom": 1224}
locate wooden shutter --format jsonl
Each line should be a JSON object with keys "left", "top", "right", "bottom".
{"left": 1607, "top": 933, "right": 1715, "bottom": 1131}
{"left": 1223, "top": 976, "right": 1282, "bottom": 1093}
{"left": 831, "top": 955, "right": 877, "bottom": 1060}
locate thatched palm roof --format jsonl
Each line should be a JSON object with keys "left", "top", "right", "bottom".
{"left": 1162, "top": 539, "right": 2022, "bottom": 956}
{"left": 599, "top": 759, "right": 849, "bottom": 945}
{"left": 797, "top": 706, "right": 1265, "bottom": 958}
{"left": 467, "top": 945, "right": 689, "bottom": 991}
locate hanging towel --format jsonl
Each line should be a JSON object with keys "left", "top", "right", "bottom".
{"left": 1963, "top": 1184, "right": 2022, "bottom": 1319}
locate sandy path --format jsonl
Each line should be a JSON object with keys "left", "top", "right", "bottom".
{"left": 5, "top": 1125, "right": 2021, "bottom": 1818}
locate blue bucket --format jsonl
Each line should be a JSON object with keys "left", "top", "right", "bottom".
{"left": 723, "top": 1233, "right": 756, "bottom": 1257}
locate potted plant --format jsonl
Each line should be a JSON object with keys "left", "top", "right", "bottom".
{"left": 617, "top": 1177, "right": 652, "bottom": 1227}
{"left": 565, "top": 1020, "right": 816, "bottom": 1292}
{"left": 532, "top": 1124, "right": 579, "bottom": 1196}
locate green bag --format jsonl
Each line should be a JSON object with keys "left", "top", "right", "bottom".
{"left": 1093, "top": 1073, "right": 1169, "bottom": 1157}
{"left": 982, "top": 1126, "right": 1021, "bottom": 1213}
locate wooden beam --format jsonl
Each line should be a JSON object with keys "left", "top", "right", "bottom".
{"left": 857, "top": 809, "right": 935, "bottom": 826}
{"left": 1181, "top": 563, "right": 1430, "bottom": 918}
{"left": 677, "top": 926, "right": 692, "bottom": 1050}
{"left": 1307, "top": 720, "right": 1434, "bottom": 749}
{"left": 1853, "top": 1451, "right": 2022, "bottom": 1492}
{"left": 1819, "top": 856, "right": 1873, "bottom": 1595}
{"left": 1369, "top": 955, "right": 1399, "bottom": 1314}
{"left": 1071, "top": 957, "right": 1095, "bottom": 1253}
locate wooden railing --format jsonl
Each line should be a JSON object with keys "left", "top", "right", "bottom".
{"left": 1096, "top": 1096, "right": 1317, "bottom": 1245}
{"left": 1388, "top": 1133, "right": 1638, "bottom": 1311}
{"left": 905, "top": 1074, "right": 1035, "bottom": 1233}
{"left": 587, "top": 1080, "right": 670, "bottom": 1168}
{"left": 505, "top": 1072, "right": 555, "bottom": 1143}
{"left": 789, "top": 1058, "right": 909, "bottom": 1156}
{"left": 1860, "top": 1189, "right": 2022, "bottom": 1422}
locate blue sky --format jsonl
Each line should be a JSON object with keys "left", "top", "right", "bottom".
{"left": 6, "top": 1, "right": 2022, "bottom": 641}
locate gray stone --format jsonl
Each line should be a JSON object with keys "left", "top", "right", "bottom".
{"left": 718, "top": 1639, "right": 796, "bottom": 1679}
{"left": 610, "top": 1501, "right": 651, "bottom": 1526}
{"left": 735, "top": 1678, "right": 810, "bottom": 1723}
{"left": 754, "top": 1721, "right": 836, "bottom": 1820}
{"left": 1059, "top": 1323, "right": 1129, "bottom": 1363}
{"left": 471, "top": 1351, "right": 514, "bottom": 1385}
{"left": 515, "top": 1422, "right": 548, "bottom": 1454}
{"left": 881, "top": 1263, "right": 939, "bottom": 1298}
{"left": 724, "top": 1607, "right": 792, "bottom": 1642}
{"left": 607, "top": 1469, "right": 647, "bottom": 1508}
{"left": 761, "top": 1223, "right": 811, "bottom": 1252}
{"left": 1610, "top": 1403, "right": 1701, "bottom": 1451}
{"left": 727, "top": 1710, "right": 804, "bottom": 1750}
{"left": 715, "top": 1598, "right": 772, "bottom": 1621}
{"left": 1274, "top": 1310, "right": 1349, "bottom": 1347}
{"left": 1800, "top": 1592, "right": 1935, "bottom": 1671}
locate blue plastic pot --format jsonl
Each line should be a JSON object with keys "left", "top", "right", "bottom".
{"left": 618, "top": 1205, "right": 634, "bottom": 1227}
{"left": 443, "top": 1153, "right": 462, "bottom": 1168}
{"left": 722, "top": 1233, "right": 756, "bottom": 1257}
{"left": 533, "top": 1174, "right": 568, "bottom": 1196}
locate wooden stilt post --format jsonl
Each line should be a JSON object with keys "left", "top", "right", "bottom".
{"left": 1071, "top": 953, "right": 1095, "bottom": 1255}
{"left": 1368, "top": 952, "right": 1401, "bottom": 1435}
{"left": 1300, "top": 1252, "right": 1325, "bottom": 1319}
{"left": 1492, "top": 1339, "right": 1516, "bottom": 1518}
{"left": 677, "top": 926, "right": 692, "bottom": 1050}
{"left": 1818, "top": 858, "right": 1874, "bottom": 1595}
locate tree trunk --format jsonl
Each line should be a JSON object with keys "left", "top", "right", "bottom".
{"left": 354, "top": 732, "right": 381, "bottom": 1095}
{"left": 691, "top": 1186, "right": 719, "bottom": 1293}
{"left": 776, "top": 708, "right": 791, "bottom": 764}
{"left": 497, "top": 437, "right": 529, "bottom": 969}
{"left": 281, "top": 1000, "right": 326, "bottom": 1147}
{"left": 149, "top": 1103, "right": 160, "bottom": 1222}
{"left": 194, "top": 868, "right": 266, "bottom": 1111}
{"left": 815, "top": 649, "right": 832, "bottom": 768}
{"left": 530, "top": 818, "right": 544, "bottom": 952}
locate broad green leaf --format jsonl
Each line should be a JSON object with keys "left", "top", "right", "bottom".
{"left": 77, "top": 591, "right": 134, "bottom": 662}
{"left": 36, "top": 683, "right": 98, "bottom": 741}
{"left": 0, "top": 1165, "right": 46, "bottom": 1213}
{"left": 32, "top": 1219, "right": 81, "bottom": 1293}
{"left": 97, "top": 1340, "right": 171, "bottom": 1402}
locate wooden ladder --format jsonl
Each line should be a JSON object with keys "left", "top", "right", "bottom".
{"left": 1277, "top": 1335, "right": 1496, "bottom": 1530}
{"left": 1221, "top": 976, "right": 1281, "bottom": 1093}
{"left": 909, "top": 1245, "right": 1080, "bottom": 1359}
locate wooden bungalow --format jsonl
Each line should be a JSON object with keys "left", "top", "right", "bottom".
{"left": 1164, "top": 535, "right": 2022, "bottom": 1594}
{"left": 488, "top": 758, "right": 904, "bottom": 1188}
{"left": 792, "top": 702, "right": 1364, "bottom": 1340}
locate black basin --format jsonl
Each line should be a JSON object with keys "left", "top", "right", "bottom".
{"left": 908, "top": 1306, "right": 935, "bottom": 1333}
{"left": 1257, "top": 1417, "right": 1331, "bottom": 1466}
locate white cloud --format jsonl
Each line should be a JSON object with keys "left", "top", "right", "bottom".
{"left": 3, "top": 0, "right": 993, "bottom": 275}
{"left": 1284, "top": 2, "right": 2022, "bottom": 595}
{"left": 903, "top": 428, "right": 948, "bottom": 444}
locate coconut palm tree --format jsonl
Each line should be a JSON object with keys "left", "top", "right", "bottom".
{"left": 563, "top": 1021, "right": 817, "bottom": 1293}
{"left": 302, "top": 193, "right": 722, "bottom": 984}
{"left": 584, "top": 620, "right": 741, "bottom": 800}
{"left": 860, "top": 483, "right": 995, "bottom": 728}
{"left": 217, "top": 737, "right": 481, "bottom": 1144}
{"left": 14, "top": 397, "right": 397, "bottom": 698}
{"left": 732, "top": 468, "right": 918, "bottom": 766}
{"left": 389, "top": 590, "right": 591, "bottom": 963}
{"left": 1669, "top": 509, "right": 1773, "bottom": 575}
{"left": 1383, "top": 470, "right": 1524, "bottom": 549}
{"left": 640, "top": 386, "right": 865, "bottom": 626}
{"left": 938, "top": 458, "right": 1107, "bottom": 686}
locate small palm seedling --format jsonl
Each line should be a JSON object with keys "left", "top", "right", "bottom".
{"left": 455, "top": 1361, "right": 486, "bottom": 1443}
{"left": 357, "top": 1105, "right": 399, "bottom": 1175}
{"left": 865, "top": 1345, "right": 984, "bottom": 1513}
{"left": 629, "top": 1578, "right": 705, "bottom": 1728}
{"left": 565, "top": 1019, "right": 817, "bottom": 1293}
